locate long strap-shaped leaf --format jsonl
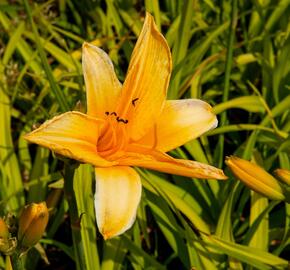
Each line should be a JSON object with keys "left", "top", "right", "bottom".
{"left": 23, "top": 0, "right": 69, "bottom": 112}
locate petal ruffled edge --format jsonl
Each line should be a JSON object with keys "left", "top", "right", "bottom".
{"left": 94, "top": 166, "right": 142, "bottom": 239}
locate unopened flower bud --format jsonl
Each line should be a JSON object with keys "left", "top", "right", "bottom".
{"left": 0, "top": 218, "right": 9, "bottom": 239}
{"left": 18, "top": 202, "right": 49, "bottom": 248}
{"left": 274, "top": 169, "right": 290, "bottom": 185}
{"left": 0, "top": 218, "right": 9, "bottom": 253}
{"left": 225, "top": 156, "right": 285, "bottom": 201}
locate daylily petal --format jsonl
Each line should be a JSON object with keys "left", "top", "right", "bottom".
{"left": 136, "top": 99, "right": 218, "bottom": 152}
{"left": 115, "top": 13, "right": 172, "bottom": 141}
{"left": 82, "top": 42, "right": 122, "bottom": 118}
{"left": 119, "top": 144, "right": 227, "bottom": 180}
{"left": 94, "top": 166, "right": 142, "bottom": 239}
{"left": 24, "top": 112, "right": 115, "bottom": 167}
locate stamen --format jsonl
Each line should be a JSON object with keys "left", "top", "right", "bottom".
{"left": 116, "top": 116, "right": 128, "bottom": 124}
{"left": 132, "top": 98, "right": 139, "bottom": 106}
{"left": 152, "top": 124, "right": 158, "bottom": 149}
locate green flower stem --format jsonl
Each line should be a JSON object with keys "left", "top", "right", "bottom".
{"left": 10, "top": 252, "right": 24, "bottom": 270}
{"left": 63, "top": 164, "right": 86, "bottom": 270}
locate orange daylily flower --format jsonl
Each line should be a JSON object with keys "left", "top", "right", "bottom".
{"left": 25, "top": 13, "right": 227, "bottom": 239}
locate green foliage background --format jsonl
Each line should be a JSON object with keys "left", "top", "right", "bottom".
{"left": 0, "top": 0, "right": 289, "bottom": 269}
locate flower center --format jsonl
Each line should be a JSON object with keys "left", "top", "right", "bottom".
{"left": 97, "top": 114, "right": 128, "bottom": 160}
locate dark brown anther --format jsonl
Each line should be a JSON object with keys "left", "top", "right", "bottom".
{"left": 110, "top": 112, "right": 117, "bottom": 116}
{"left": 116, "top": 116, "right": 128, "bottom": 124}
{"left": 132, "top": 98, "right": 139, "bottom": 106}
{"left": 105, "top": 111, "right": 109, "bottom": 116}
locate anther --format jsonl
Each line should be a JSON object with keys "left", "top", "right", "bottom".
{"left": 132, "top": 98, "right": 139, "bottom": 106}
{"left": 116, "top": 116, "right": 128, "bottom": 124}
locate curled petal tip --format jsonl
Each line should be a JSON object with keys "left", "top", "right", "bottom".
{"left": 218, "top": 171, "right": 228, "bottom": 180}
{"left": 101, "top": 231, "right": 114, "bottom": 241}
{"left": 102, "top": 234, "right": 109, "bottom": 241}
{"left": 145, "top": 11, "right": 153, "bottom": 20}
{"left": 82, "top": 42, "right": 98, "bottom": 53}
{"left": 82, "top": 42, "right": 94, "bottom": 53}
{"left": 23, "top": 133, "right": 30, "bottom": 141}
{"left": 23, "top": 131, "right": 38, "bottom": 144}
{"left": 207, "top": 166, "right": 227, "bottom": 180}
{"left": 82, "top": 41, "right": 90, "bottom": 49}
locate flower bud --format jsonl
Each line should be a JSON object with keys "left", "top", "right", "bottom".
{"left": 18, "top": 202, "right": 49, "bottom": 248}
{"left": 225, "top": 156, "right": 285, "bottom": 201}
{"left": 0, "top": 218, "right": 9, "bottom": 239}
{"left": 274, "top": 168, "right": 290, "bottom": 185}
{"left": 0, "top": 218, "right": 9, "bottom": 253}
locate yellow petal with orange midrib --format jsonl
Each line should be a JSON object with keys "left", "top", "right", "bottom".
{"left": 115, "top": 13, "right": 172, "bottom": 141}
{"left": 136, "top": 99, "right": 218, "bottom": 152}
{"left": 82, "top": 42, "right": 122, "bottom": 119}
{"left": 119, "top": 144, "right": 227, "bottom": 180}
{"left": 24, "top": 112, "right": 115, "bottom": 167}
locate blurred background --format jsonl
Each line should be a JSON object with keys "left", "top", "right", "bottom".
{"left": 0, "top": 0, "right": 289, "bottom": 269}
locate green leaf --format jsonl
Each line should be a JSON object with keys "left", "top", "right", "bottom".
{"left": 213, "top": 96, "right": 265, "bottom": 114}
{"left": 74, "top": 164, "right": 100, "bottom": 270}
{"left": 207, "top": 236, "right": 288, "bottom": 270}
{"left": 23, "top": 0, "right": 70, "bottom": 112}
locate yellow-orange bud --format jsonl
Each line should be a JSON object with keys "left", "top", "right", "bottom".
{"left": 18, "top": 202, "right": 49, "bottom": 248}
{"left": 225, "top": 156, "right": 285, "bottom": 201}
{"left": 0, "top": 218, "right": 9, "bottom": 239}
{"left": 274, "top": 169, "right": 290, "bottom": 185}
{"left": 0, "top": 218, "right": 9, "bottom": 253}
